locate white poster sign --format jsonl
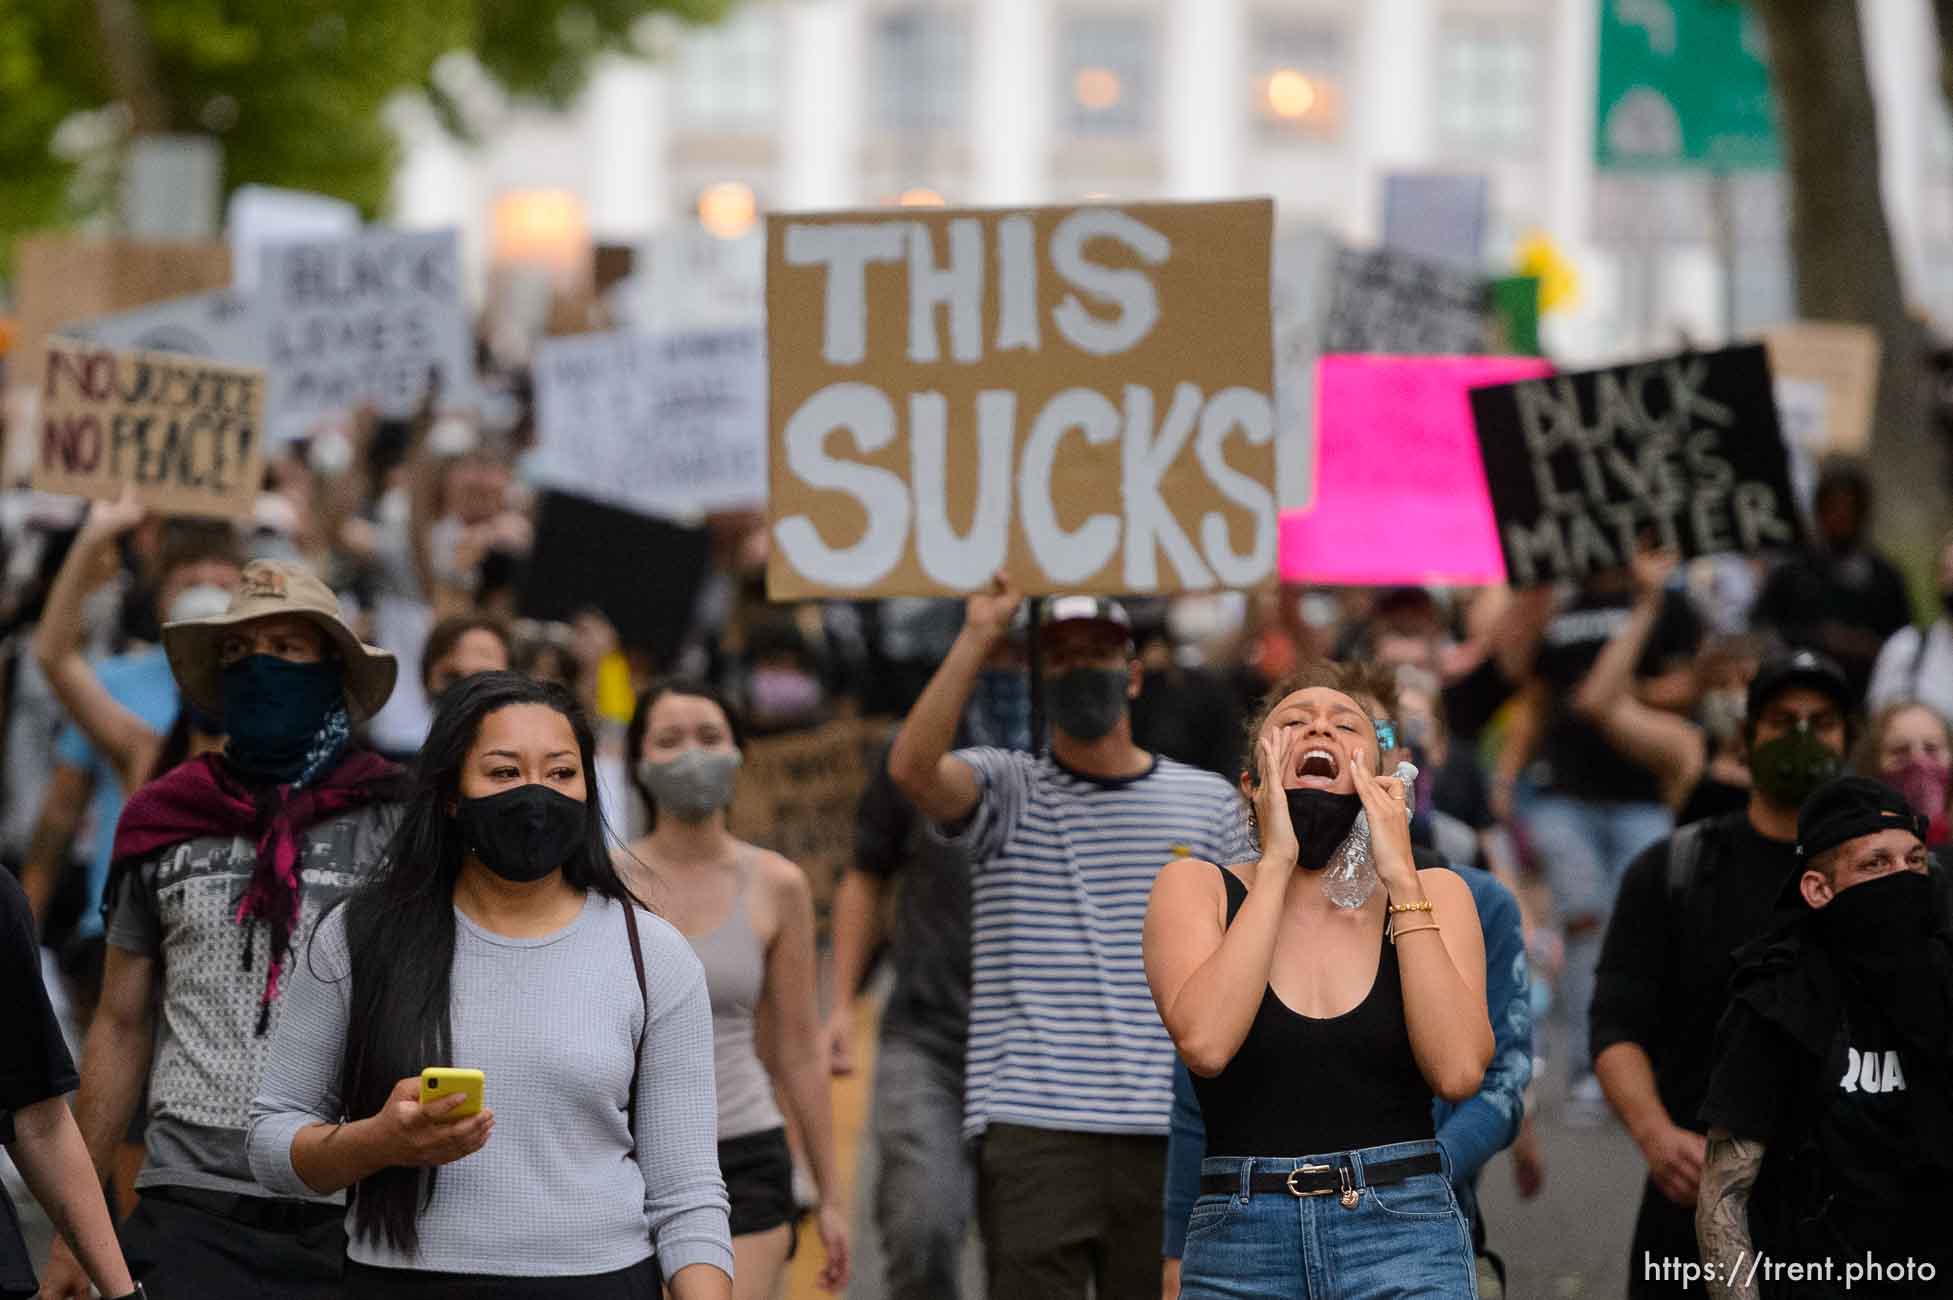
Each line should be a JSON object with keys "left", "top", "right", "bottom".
{"left": 68, "top": 289, "right": 264, "bottom": 368}
{"left": 259, "top": 229, "right": 473, "bottom": 439}
{"left": 532, "top": 328, "right": 767, "bottom": 516}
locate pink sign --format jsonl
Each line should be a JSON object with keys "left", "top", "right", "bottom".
{"left": 1279, "top": 355, "right": 1554, "bottom": 586}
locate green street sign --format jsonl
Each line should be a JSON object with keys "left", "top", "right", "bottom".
{"left": 1595, "top": 0, "right": 1780, "bottom": 170}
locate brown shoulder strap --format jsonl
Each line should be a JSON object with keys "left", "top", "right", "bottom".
{"left": 624, "top": 901, "right": 648, "bottom": 1149}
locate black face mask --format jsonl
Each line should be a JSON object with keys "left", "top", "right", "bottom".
{"left": 454, "top": 784, "right": 587, "bottom": 883}
{"left": 1284, "top": 789, "right": 1364, "bottom": 872}
{"left": 1819, "top": 869, "right": 1936, "bottom": 970}
{"left": 1048, "top": 668, "right": 1128, "bottom": 742}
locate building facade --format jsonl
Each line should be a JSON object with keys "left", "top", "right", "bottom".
{"left": 393, "top": 0, "right": 1953, "bottom": 365}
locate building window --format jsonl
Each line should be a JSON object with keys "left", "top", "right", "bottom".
{"left": 1434, "top": 17, "right": 1542, "bottom": 156}
{"left": 1059, "top": 13, "right": 1156, "bottom": 137}
{"left": 1250, "top": 20, "right": 1346, "bottom": 140}
{"left": 674, "top": 7, "right": 779, "bottom": 133}
{"left": 874, "top": 9, "right": 970, "bottom": 133}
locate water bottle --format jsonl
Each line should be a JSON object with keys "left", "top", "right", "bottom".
{"left": 1321, "top": 761, "right": 1419, "bottom": 910}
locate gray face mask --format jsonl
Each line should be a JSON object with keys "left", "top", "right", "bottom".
{"left": 639, "top": 750, "right": 743, "bottom": 823}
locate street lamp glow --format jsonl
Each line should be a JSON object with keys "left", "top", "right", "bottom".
{"left": 1074, "top": 66, "right": 1124, "bottom": 112}
{"left": 1265, "top": 69, "right": 1317, "bottom": 120}
{"left": 697, "top": 181, "right": 758, "bottom": 239}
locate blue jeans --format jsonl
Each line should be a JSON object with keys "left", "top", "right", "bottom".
{"left": 1521, "top": 795, "right": 1672, "bottom": 1080}
{"left": 1180, "top": 1140, "right": 1477, "bottom": 1299}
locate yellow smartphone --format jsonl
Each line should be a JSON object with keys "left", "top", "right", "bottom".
{"left": 419, "top": 1068, "right": 485, "bottom": 1118}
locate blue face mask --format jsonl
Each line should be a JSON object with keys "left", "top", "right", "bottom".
{"left": 221, "top": 655, "right": 345, "bottom": 784}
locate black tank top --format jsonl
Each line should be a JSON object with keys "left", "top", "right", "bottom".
{"left": 1190, "top": 865, "right": 1436, "bottom": 1157}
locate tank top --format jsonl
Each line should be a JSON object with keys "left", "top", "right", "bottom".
{"left": 1189, "top": 865, "right": 1435, "bottom": 1157}
{"left": 684, "top": 850, "right": 785, "bottom": 1140}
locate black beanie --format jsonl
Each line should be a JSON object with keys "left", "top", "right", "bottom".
{"left": 1797, "top": 775, "right": 1929, "bottom": 863}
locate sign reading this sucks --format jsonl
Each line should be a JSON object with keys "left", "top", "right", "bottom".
{"left": 38, "top": 339, "right": 264, "bottom": 519}
{"left": 1470, "top": 344, "right": 1804, "bottom": 585}
{"left": 765, "top": 199, "right": 1278, "bottom": 598}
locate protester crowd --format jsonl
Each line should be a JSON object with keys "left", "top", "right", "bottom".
{"left": 0, "top": 348, "right": 1948, "bottom": 1300}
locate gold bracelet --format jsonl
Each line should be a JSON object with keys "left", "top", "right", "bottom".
{"left": 1389, "top": 922, "right": 1442, "bottom": 945}
{"left": 1387, "top": 900, "right": 1434, "bottom": 916}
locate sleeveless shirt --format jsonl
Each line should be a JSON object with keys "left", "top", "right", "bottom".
{"left": 684, "top": 850, "right": 785, "bottom": 1140}
{"left": 1189, "top": 865, "right": 1435, "bottom": 1157}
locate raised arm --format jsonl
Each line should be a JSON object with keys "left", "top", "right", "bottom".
{"left": 1355, "top": 751, "right": 1492, "bottom": 1101}
{"left": 1697, "top": 1129, "right": 1764, "bottom": 1300}
{"left": 1570, "top": 548, "right": 1675, "bottom": 722}
{"left": 31, "top": 497, "right": 164, "bottom": 792}
{"left": 1143, "top": 729, "right": 1301, "bottom": 1076}
{"left": 887, "top": 574, "right": 1021, "bottom": 825}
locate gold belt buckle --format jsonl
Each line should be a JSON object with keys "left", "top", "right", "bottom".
{"left": 1286, "top": 1163, "right": 1336, "bottom": 1197}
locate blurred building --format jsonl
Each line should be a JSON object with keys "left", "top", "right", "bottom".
{"left": 394, "top": 0, "right": 1953, "bottom": 363}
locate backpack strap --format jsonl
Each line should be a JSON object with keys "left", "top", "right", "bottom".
{"left": 1666, "top": 819, "right": 1713, "bottom": 904}
{"left": 1913, "top": 624, "right": 1934, "bottom": 699}
{"left": 623, "top": 902, "right": 648, "bottom": 1152}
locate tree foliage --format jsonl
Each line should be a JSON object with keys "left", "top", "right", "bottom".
{"left": 1752, "top": 0, "right": 1945, "bottom": 592}
{"left": 0, "top": 0, "right": 728, "bottom": 248}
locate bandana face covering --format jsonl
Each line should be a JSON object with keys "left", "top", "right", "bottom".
{"left": 222, "top": 656, "right": 346, "bottom": 784}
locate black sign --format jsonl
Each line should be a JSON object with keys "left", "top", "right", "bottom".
{"left": 519, "top": 490, "right": 710, "bottom": 669}
{"left": 1470, "top": 344, "right": 1805, "bottom": 585}
{"left": 1322, "top": 247, "right": 1489, "bottom": 355}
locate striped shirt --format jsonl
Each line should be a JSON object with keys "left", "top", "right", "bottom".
{"left": 940, "top": 748, "right": 1248, "bottom": 1139}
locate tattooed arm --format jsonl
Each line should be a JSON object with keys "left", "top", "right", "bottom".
{"left": 1697, "top": 1128, "right": 1765, "bottom": 1300}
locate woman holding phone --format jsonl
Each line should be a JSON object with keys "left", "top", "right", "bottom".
{"left": 1143, "top": 660, "right": 1493, "bottom": 1299}
{"left": 247, "top": 673, "right": 732, "bottom": 1299}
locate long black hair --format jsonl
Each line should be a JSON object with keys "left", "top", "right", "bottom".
{"left": 330, "top": 671, "right": 640, "bottom": 1256}
{"left": 624, "top": 676, "right": 747, "bottom": 830}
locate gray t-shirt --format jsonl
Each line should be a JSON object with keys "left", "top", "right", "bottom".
{"left": 108, "top": 801, "right": 400, "bottom": 1198}
{"left": 248, "top": 893, "right": 733, "bottom": 1281}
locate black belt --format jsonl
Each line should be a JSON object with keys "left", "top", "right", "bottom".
{"left": 145, "top": 1184, "right": 343, "bottom": 1231}
{"left": 1199, "top": 1153, "right": 1442, "bottom": 1200}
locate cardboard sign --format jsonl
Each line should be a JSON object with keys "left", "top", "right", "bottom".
{"left": 259, "top": 229, "right": 472, "bottom": 439}
{"left": 727, "top": 718, "right": 893, "bottom": 918}
{"left": 765, "top": 199, "right": 1278, "bottom": 598}
{"left": 1280, "top": 356, "right": 1554, "bottom": 586}
{"left": 67, "top": 289, "right": 263, "bottom": 366}
{"left": 36, "top": 339, "right": 264, "bottom": 519}
{"left": 1321, "top": 247, "right": 1490, "bottom": 356}
{"left": 1470, "top": 344, "right": 1805, "bottom": 585}
{"left": 13, "top": 237, "right": 232, "bottom": 390}
{"left": 1761, "top": 322, "right": 1879, "bottom": 454}
{"left": 532, "top": 328, "right": 767, "bottom": 516}
{"left": 519, "top": 490, "right": 710, "bottom": 667}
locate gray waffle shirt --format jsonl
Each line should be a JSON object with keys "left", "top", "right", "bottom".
{"left": 247, "top": 892, "right": 733, "bottom": 1280}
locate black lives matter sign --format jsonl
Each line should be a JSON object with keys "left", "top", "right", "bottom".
{"left": 36, "top": 339, "right": 264, "bottom": 519}
{"left": 1470, "top": 344, "right": 1803, "bottom": 585}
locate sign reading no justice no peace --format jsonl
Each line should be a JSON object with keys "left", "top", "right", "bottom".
{"left": 765, "top": 199, "right": 1278, "bottom": 598}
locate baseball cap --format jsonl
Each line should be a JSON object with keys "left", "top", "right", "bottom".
{"left": 1747, "top": 648, "right": 1852, "bottom": 726}
{"left": 1797, "top": 775, "right": 1928, "bottom": 861}
{"left": 1038, "top": 595, "right": 1133, "bottom": 647}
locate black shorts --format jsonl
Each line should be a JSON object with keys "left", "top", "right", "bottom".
{"left": 720, "top": 1126, "right": 797, "bottom": 1238}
